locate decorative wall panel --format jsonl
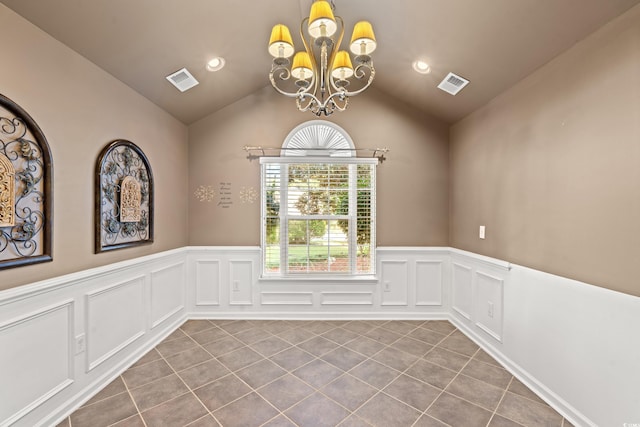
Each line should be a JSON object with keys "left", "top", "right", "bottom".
{"left": 195, "top": 260, "right": 221, "bottom": 306}
{"left": 95, "top": 140, "right": 153, "bottom": 253}
{"left": 474, "top": 271, "right": 504, "bottom": 341}
{"left": 415, "top": 260, "right": 443, "bottom": 306}
{"left": 150, "top": 262, "right": 185, "bottom": 328}
{"left": 229, "top": 260, "right": 253, "bottom": 305}
{"left": 85, "top": 277, "right": 145, "bottom": 371}
{"left": 452, "top": 263, "right": 473, "bottom": 320}
{"left": 0, "top": 301, "right": 73, "bottom": 425}
{"left": 261, "top": 292, "right": 314, "bottom": 305}
{"left": 380, "top": 260, "right": 408, "bottom": 306}
{"left": 320, "top": 291, "right": 373, "bottom": 305}
{"left": 0, "top": 94, "right": 53, "bottom": 269}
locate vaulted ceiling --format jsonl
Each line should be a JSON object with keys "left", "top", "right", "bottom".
{"left": 3, "top": 0, "right": 639, "bottom": 125}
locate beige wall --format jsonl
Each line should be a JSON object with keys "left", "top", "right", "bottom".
{"left": 450, "top": 5, "right": 640, "bottom": 296}
{"left": 188, "top": 86, "right": 450, "bottom": 247}
{"left": 0, "top": 5, "right": 189, "bottom": 291}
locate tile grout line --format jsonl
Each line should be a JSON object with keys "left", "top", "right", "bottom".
{"left": 119, "top": 373, "right": 149, "bottom": 427}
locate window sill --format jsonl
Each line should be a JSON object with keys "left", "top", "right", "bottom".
{"left": 259, "top": 275, "right": 378, "bottom": 284}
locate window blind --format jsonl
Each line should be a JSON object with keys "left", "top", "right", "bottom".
{"left": 261, "top": 158, "right": 376, "bottom": 276}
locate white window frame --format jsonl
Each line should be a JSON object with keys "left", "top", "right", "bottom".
{"left": 260, "top": 156, "right": 376, "bottom": 278}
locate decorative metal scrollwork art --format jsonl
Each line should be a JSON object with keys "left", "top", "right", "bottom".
{"left": 0, "top": 93, "right": 53, "bottom": 269}
{"left": 95, "top": 140, "right": 153, "bottom": 253}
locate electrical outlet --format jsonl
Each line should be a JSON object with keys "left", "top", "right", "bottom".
{"left": 233, "top": 281, "right": 240, "bottom": 292}
{"left": 479, "top": 225, "right": 486, "bottom": 239}
{"left": 487, "top": 302, "right": 494, "bottom": 318}
{"left": 384, "top": 281, "right": 391, "bottom": 292}
{"left": 75, "top": 333, "right": 86, "bottom": 354}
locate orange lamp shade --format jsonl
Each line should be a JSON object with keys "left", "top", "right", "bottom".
{"left": 308, "top": 0, "right": 337, "bottom": 38}
{"left": 331, "top": 51, "right": 354, "bottom": 80}
{"left": 291, "top": 52, "right": 314, "bottom": 80}
{"left": 268, "top": 24, "right": 295, "bottom": 58}
{"left": 349, "top": 21, "right": 377, "bottom": 55}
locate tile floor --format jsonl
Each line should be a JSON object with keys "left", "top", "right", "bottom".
{"left": 57, "top": 320, "right": 574, "bottom": 427}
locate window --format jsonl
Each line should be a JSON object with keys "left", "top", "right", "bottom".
{"left": 262, "top": 159, "right": 376, "bottom": 276}
{"left": 260, "top": 121, "right": 376, "bottom": 277}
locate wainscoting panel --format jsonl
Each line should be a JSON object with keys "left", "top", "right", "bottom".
{"left": 0, "top": 300, "right": 74, "bottom": 426}
{"left": 85, "top": 277, "right": 146, "bottom": 371}
{"left": 415, "top": 260, "right": 443, "bottom": 306}
{"left": 195, "top": 259, "right": 220, "bottom": 306}
{"left": 6, "top": 246, "right": 638, "bottom": 427}
{"left": 229, "top": 260, "right": 254, "bottom": 306}
{"left": 474, "top": 271, "right": 503, "bottom": 342}
{"left": 452, "top": 263, "right": 473, "bottom": 320}
{"left": 261, "top": 292, "right": 313, "bottom": 305}
{"left": 150, "top": 262, "right": 186, "bottom": 329}
{"left": 380, "top": 260, "right": 408, "bottom": 306}
{"left": 0, "top": 249, "right": 187, "bottom": 427}
{"left": 321, "top": 292, "right": 374, "bottom": 305}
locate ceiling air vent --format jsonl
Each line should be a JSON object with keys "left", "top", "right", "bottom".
{"left": 437, "top": 72, "right": 469, "bottom": 96}
{"left": 166, "top": 68, "right": 199, "bottom": 92}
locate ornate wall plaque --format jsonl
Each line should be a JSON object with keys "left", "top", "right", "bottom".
{"left": 0, "top": 153, "right": 15, "bottom": 227}
{"left": 95, "top": 140, "right": 153, "bottom": 253}
{"left": 0, "top": 94, "right": 53, "bottom": 270}
{"left": 120, "top": 176, "right": 142, "bottom": 222}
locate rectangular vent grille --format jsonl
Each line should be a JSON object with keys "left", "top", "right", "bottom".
{"left": 437, "top": 72, "right": 469, "bottom": 96}
{"left": 166, "top": 68, "right": 199, "bottom": 92}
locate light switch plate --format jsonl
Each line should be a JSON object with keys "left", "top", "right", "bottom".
{"left": 479, "top": 225, "right": 486, "bottom": 239}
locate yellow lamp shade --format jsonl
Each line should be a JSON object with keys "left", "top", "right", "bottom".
{"left": 308, "top": 0, "right": 337, "bottom": 38}
{"left": 349, "top": 21, "right": 377, "bottom": 55}
{"left": 331, "top": 51, "right": 354, "bottom": 80}
{"left": 268, "top": 24, "right": 295, "bottom": 58}
{"left": 291, "top": 52, "right": 314, "bottom": 80}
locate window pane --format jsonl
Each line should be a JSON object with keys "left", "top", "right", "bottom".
{"left": 262, "top": 161, "right": 375, "bottom": 276}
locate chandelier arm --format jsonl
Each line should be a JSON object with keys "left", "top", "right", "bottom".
{"left": 341, "top": 64, "right": 376, "bottom": 97}
{"left": 326, "top": 16, "right": 345, "bottom": 95}
{"left": 299, "top": 17, "right": 321, "bottom": 99}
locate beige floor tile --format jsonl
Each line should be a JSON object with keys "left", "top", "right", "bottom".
{"left": 165, "top": 345, "right": 213, "bottom": 371}
{"left": 122, "top": 359, "right": 173, "bottom": 389}
{"left": 193, "top": 373, "right": 251, "bottom": 411}
{"left": 461, "top": 359, "right": 513, "bottom": 389}
{"left": 285, "top": 392, "right": 350, "bottom": 427}
{"left": 270, "top": 346, "right": 316, "bottom": 371}
{"left": 293, "top": 358, "right": 344, "bottom": 388}
{"left": 129, "top": 373, "right": 188, "bottom": 412}
{"left": 258, "top": 373, "right": 315, "bottom": 411}
{"left": 213, "top": 392, "right": 279, "bottom": 427}
{"left": 383, "top": 374, "right": 441, "bottom": 411}
{"left": 349, "top": 359, "right": 400, "bottom": 389}
{"left": 64, "top": 320, "right": 565, "bottom": 427}
{"left": 177, "top": 358, "right": 230, "bottom": 389}
{"left": 321, "top": 346, "right": 367, "bottom": 371}
{"left": 356, "top": 392, "right": 422, "bottom": 427}
{"left": 445, "top": 373, "right": 506, "bottom": 411}
{"left": 321, "top": 374, "right": 377, "bottom": 411}
{"left": 141, "top": 392, "right": 208, "bottom": 427}
{"left": 70, "top": 392, "right": 137, "bottom": 427}
{"left": 427, "top": 392, "right": 493, "bottom": 427}
{"left": 497, "top": 392, "right": 564, "bottom": 427}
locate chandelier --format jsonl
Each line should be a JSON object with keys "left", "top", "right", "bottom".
{"left": 268, "top": 0, "right": 376, "bottom": 116}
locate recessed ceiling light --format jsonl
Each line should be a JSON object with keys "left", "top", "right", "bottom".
{"left": 206, "top": 57, "right": 225, "bottom": 72}
{"left": 412, "top": 60, "right": 431, "bottom": 74}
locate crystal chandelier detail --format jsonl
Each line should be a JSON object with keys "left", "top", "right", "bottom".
{"left": 268, "top": 0, "right": 376, "bottom": 116}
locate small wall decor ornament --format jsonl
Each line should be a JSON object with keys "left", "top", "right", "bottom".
{"left": 194, "top": 185, "right": 215, "bottom": 202}
{"left": 239, "top": 186, "right": 257, "bottom": 204}
{"left": 0, "top": 93, "right": 53, "bottom": 269}
{"left": 95, "top": 140, "right": 153, "bottom": 253}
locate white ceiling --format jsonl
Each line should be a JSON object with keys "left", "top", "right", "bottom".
{"left": 3, "top": 0, "right": 639, "bottom": 125}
